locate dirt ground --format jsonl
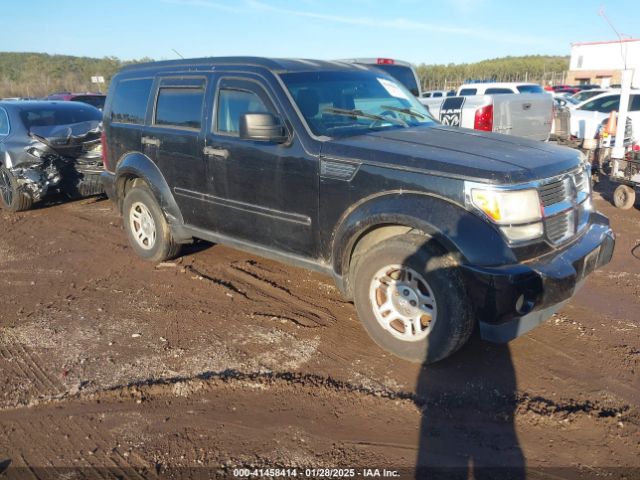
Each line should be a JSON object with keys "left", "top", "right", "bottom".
{"left": 0, "top": 182, "right": 638, "bottom": 479}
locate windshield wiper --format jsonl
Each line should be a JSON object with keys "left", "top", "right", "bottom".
{"left": 380, "top": 105, "right": 426, "bottom": 119}
{"left": 322, "top": 107, "right": 407, "bottom": 127}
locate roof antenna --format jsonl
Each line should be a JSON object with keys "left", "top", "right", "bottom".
{"left": 172, "top": 49, "right": 185, "bottom": 59}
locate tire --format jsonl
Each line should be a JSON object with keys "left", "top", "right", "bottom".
{"left": 350, "top": 234, "right": 474, "bottom": 364}
{"left": 613, "top": 184, "right": 635, "bottom": 210}
{"left": 0, "top": 166, "right": 33, "bottom": 212}
{"left": 122, "top": 183, "right": 181, "bottom": 262}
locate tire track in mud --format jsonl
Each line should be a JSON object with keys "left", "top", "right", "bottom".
{"left": 184, "top": 260, "right": 337, "bottom": 328}
{"left": 1, "top": 414, "right": 152, "bottom": 478}
{"left": 0, "top": 332, "right": 66, "bottom": 405}
{"left": 9, "top": 368, "right": 632, "bottom": 428}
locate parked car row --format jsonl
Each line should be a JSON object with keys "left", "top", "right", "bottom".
{"left": 2, "top": 92, "right": 106, "bottom": 110}
{"left": 0, "top": 56, "right": 616, "bottom": 365}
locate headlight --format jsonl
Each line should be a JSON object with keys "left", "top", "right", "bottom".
{"left": 470, "top": 188, "right": 542, "bottom": 223}
{"left": 466, "top": 184, "right": 544, "bottom": 243}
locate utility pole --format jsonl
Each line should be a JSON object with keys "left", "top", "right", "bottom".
{"left": 598, "top": 7, "right": 634, "bottom": 175}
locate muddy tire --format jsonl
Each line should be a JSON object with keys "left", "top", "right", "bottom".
{"left": 122, "top": 183, "right": 181, "bottom": 262}
{"left": 350, "top": 234, "right": 474, "bottom": 364}
{"left": 613, "top": 185, "right": 635, "bottom": 210}
{"left": 0, "top": 166, "right": 33, "bottom": 212}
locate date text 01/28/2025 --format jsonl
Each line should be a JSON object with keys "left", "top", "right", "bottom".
{"left": 232, "top": 468, "right": 400, "bottom": 477}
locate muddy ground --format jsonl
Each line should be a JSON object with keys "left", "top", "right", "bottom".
{"left": 0, "top": 182, "right": 638, "bottom": 479}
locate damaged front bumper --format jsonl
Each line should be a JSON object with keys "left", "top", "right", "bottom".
{"left": 9, "top": 124, "right": 104, "bottom": 202}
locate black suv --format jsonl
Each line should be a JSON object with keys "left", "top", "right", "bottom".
{"left": 101, "top": 57, "right": 615, "bottom": 363}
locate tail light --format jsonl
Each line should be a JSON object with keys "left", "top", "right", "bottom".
{"left": 101, "top": 131, "right": 110, "bottom": 171}
{"left": 633, "top": 144, "right": 640, "bottom": 152}
{"left": 474, "top": 104, "right": 493, "bottom": 132}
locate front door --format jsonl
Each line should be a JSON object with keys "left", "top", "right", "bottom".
{"left": 204, "top": 75, "right": 319, "bottom": 257}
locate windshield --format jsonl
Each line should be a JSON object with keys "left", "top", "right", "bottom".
{"left": 516, "top": 84, "right": 544, "bottom": 94}
{"left": 280, "top": 70, "right": 435, "bottom": 138}
{"left": 367, "top": 64, "right": 420, "bottom": 97}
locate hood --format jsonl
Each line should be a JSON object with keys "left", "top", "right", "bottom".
{"left": 322, "top": 125, "right": 582, "bottom": 184}
{"left": 29, "top": 120, "right": 101, "bottom": 157}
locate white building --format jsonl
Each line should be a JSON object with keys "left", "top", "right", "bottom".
{"left": 567, "top": 38, "right": 640, "bottom": 88}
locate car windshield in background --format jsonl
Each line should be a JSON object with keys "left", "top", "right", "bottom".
{"left": 516, "top": 85, "right": 544, "bottom": 94}
{"left": 367, "top": 64, "right": 420, "bottom": 96}
{"left": 280, "top": 70, "right": 435, "bottom": 138}
{"left": 71, "top": 95, "right": 106, "bottom": 110}
{"left": 19, "top": 105, "right": 102, "bottom": 130}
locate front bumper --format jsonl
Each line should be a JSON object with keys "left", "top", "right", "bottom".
{"left": 462, "top": 212, "right": 615, "bottom": 342}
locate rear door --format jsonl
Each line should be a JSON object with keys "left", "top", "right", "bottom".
{"left": 143, "top": 75, "right": 209, "bottom": 226}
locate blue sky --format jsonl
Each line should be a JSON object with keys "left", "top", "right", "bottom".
{"left": 2, "top": 0, "right": 639, "bottom": 64}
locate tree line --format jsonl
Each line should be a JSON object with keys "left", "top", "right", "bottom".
{"left": 0, "top": 52, "right": 570, "bottom": 98}
{"left": 416, "top": 55, "right": 570, "bottom": 91}
{"left": 0, "top": 52, "right": 152, "bottom": 98}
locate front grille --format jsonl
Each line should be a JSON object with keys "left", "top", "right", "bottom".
{"left": 538, "top": 168, "right": 589, "bottom": 245}
{"left": 544, "top": 210, "right": 575, "bottom": 244}
{"left": 539, "top": 178, "right": 569, "bottom": 207}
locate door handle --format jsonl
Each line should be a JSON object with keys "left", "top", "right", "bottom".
{"left": 203, "top": 146, "right": 229, "bottom": 160}
{"left": 141, "top": 136, "right": 161, "bottom": 147}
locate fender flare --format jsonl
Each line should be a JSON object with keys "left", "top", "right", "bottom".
{"left": 331, "top": 191, "right": 516, "bottom": 278}
{"left": 114, "top": 152, "right": 184, "bottom": 227}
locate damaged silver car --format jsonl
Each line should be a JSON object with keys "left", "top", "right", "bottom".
{"left": 0, "top": 101, "right": 104, "bottom": 212}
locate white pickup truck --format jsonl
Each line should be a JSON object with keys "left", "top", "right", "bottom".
{"left": 420, "top": 92, "right": 554, "bottom": 141}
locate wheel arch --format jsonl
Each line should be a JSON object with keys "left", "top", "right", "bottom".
{"left": 331, "top": 191, "right": 515, "bottom": 296}
{"left": 114, "top": 152, "right": 184, "bottom": 228}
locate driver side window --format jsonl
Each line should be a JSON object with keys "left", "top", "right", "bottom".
{"left": 215, "top": 80, "right": 275, "bottom": 135}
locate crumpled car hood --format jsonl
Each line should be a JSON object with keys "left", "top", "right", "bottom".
{"left": 29, "top": 120, "right": 101, "bottom": 157}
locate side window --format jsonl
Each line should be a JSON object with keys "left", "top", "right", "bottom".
{"left": 459, "top": 88, "right": 477, "bottom": 96}
{"left": 215, "top": 80, "right": 275, "bottom": 135}
{"left": 630, "top": 95, "right": 640, "bottom": 112}
{"left": 433, "top": 92, "right": 442, "bottom": 98}
{"left": 111, "top": 78, "right": 153, "bottom": 124}
{"left": 155, "top": 87, "right": 205, "bottom": 130}
{"left": 0, "top": 108, "right": 9, "bottom": 136}
{"left": 580, "top": 95, "right": 620, "bottom": 112}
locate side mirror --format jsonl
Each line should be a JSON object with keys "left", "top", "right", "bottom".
{"left": 239, "top": 113, "right": 287, "bottom": 143}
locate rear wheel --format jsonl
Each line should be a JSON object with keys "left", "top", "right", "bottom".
{"left": 613, "top": 184, "right": 635, "bottom": 210}
{"left": 0, "top": 166, "right": 33, "bottom": 212}
{"left": 350, "top": 234, "right": 474, "bottom": 364}
{"left": 122, "top": 183, "right": 181, "bottom": 262}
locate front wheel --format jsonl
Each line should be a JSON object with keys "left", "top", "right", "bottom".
{"left": 613, "top": 184, "right": 636, "bottom": 210}
{"left": 0, "top": 166, "right": 33, "bottom": 212}
{"left": 122, "top": 183, "right": 181, "bottom": 262}
{"left": 350, "top": 234, "right": 474, "bottom": 364}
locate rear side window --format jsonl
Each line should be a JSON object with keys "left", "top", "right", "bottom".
{"left": 155, "top": 87, "right": 205, "bottom": 129}
{"left": 0, "top": 108, "right": 9, "bottom": 135}
{"left": 459, "top": 88, "right": 477, "bottom": 96}
{"left": 111, "top": 78, "right": 153, "bottom": 124}
{"left": 485, "top": 88, "right": 514, "bottom": 94}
